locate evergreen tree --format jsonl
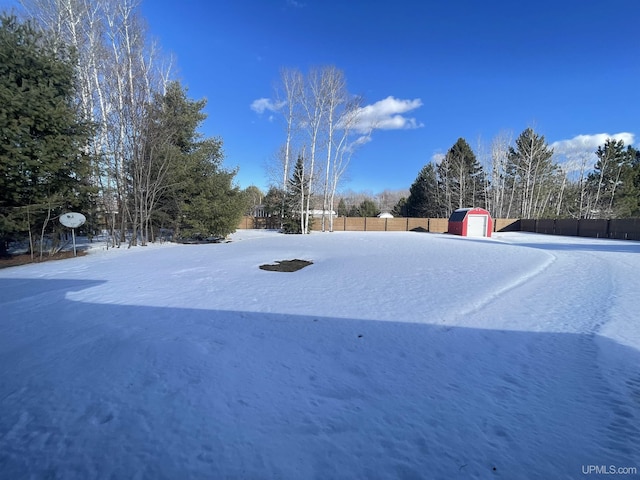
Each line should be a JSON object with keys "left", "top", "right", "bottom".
{"left": 337, "top": 198, "right": 348, "bottom": 217}
{"left": 406, "top": 163, "right": 439, "bottom": 217}
{"left": 392, "top": 197, "right": 408, "bottom": 217}
{"left": 263, "top": 187, "right": 285, "bottom": 218}
{"left": 355, "top": 199, "right": 379, "bottom": 217}
{"left": 506, "top": 128, "right": 557, "bottom": 218}
{"left": 617, "top": 146, "right": 640, "bottom": 217}
{"left": 147, "top": 82, "right": 245, "bottom": 240}
{"left": 437, "top": 138, "right": 485, "bottom": 214}
{"left": 587, "top": 139, "right": 634, "bottom": 218}
{"left": 283, "top": 155, "right": 310, "bottom": 233}
{"left": 0, "top": 14, "right": 93, "bottom": 256}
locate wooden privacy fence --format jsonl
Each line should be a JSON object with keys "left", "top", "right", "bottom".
{"left": 237, "top": 216, "right": 520, "bottom": 233}
{"left": 521, "top": 218, "right": 640, "bottom": 241}
{"left": 237, "top": 216, "right": 640, "bottom": 240}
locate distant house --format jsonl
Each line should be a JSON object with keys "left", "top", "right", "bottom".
{"left": 309, "top": 209, "right": 337, "bottom": 219}
{"left": 252, "top": 205, "right": 268, "bottom": 217}
{"left": 377, "top": 212, "right": 394, "bottom": 218}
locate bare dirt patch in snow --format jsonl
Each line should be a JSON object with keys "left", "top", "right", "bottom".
{"left": 259, "top": 259, "right": 313, "bottom": 272}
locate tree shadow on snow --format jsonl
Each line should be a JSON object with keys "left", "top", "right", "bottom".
{"left": 0, "top": 278, "right": 639, "bottom": 480}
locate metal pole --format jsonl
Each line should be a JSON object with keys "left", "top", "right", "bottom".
{"left": 72, "top": 228, "right": 77, "bottom": 257}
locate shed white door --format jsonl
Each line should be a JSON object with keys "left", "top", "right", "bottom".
{"left": 467, "top": 215, "right": 487, "bottom": 237}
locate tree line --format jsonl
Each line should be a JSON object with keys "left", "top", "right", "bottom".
{"left": 0, "top": 1, "right": 246, "bottom": 257}
{"left": 255, "top": 126, "right": 639, "bottom": 230}
{"left": 398, "top": 129, "right": 639, "bottom": 220}
{"left": 258, "top": 66, "right": 638, "bottom": 230}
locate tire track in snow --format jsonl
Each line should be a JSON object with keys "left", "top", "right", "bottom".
{"left": 445, "top": 246, "right": 557, "bottom": 325}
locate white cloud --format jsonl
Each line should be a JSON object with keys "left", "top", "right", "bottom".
{"left": 250, "top": 98, "right": 283, "bottom": 114}
{"left": 551, "top": 132, "right": 636, "bottom": 176}
{"left": 251, "top": 95, "right": 424, "bottom": 134}
{"left": 551, "top": 132, "right": 635, "bottom": 155}
{"left": 352, "top": 96, "right": 424, "bottom": 134}
{"left": 431, "top": 152, "right": 445, "bottom": 165}
{"left": 347, "top": 134, "right": 373, "bottom": 152}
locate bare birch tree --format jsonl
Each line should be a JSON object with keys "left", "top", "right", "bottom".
{"left": 269, "top": 66, "right": 367, "bottom": 232}
{"left": 22, "top": 0, "right": 173, "bottom": 246}
{"left": 487, "top": 131, "right": 512, "bottom": 218}
{"left": 318, "top": 67, "right": 346, "bottom": 231}
{"left": 298, "top": 68, "right": 328, "bottom": 233}
{"left": 275, "top": 68, "right": 303, "bottom": 226}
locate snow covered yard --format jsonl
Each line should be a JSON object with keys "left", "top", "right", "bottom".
{"left": 1, "top": 230, "right": 639, "bottom": 479}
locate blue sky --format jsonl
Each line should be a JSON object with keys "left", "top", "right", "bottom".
{"left": 2, "top": 0, "right": 638, "bottom": 193}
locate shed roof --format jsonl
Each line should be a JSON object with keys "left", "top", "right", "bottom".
{"left": 449, "top": 210, "right": 469, "bottom": 222}
{"left": 448, "top": 207, "right": 491, "bottom": 222}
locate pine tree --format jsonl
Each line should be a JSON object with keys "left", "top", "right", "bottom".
{"left": 506, "top": 128, "right": 557, "bottom": 218}
{"left": 392, "top": 197, "right": 408, "bottom": 217}
{"left": 587, "top": 139, "right": 632, "bottom": 218}
{"left": 147, "top": 82, "right": 245, "bottom": 240}
{"left": 437, "top": 138, "right": 485, "bottom": 214}
{"left": 283, "top": 155, "right": 310, "bottom": 233}
{"left": 0, "top": 15, "right": 93, "bottom": 256}
{"left": 406, "top": 163, "right": 439, "bottom": 217}
{"left": 337, "top": 198, "right": 348, "bottom": 217}
{"left": 263, "top": 187, "right": 284, "bottom": 218}
{"left": 355, "top": 199, "right": 379, "bottom": 217}
{"left": 587, "top": 138, "right": 631, "bottom": 218}
{"left": 617, "top": 146, "right": 640, "bottom": 217}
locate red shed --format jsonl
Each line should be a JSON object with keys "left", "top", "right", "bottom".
{"left": 448, "top": 208, "right": 493, "bottom": 238}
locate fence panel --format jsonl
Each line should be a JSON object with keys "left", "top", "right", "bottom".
{"left": 344, "top": 217, "right": 366, "bottom": 231}
{"left": 609, "top": 218, "right": 640, "bottom": 240}
{"left": 330, "top": 217, "right": 346, "bottom": 231}
{"left": 237, "top": 216, "right": 253, "bottom": 229}
{"left": 428, "top": 218, "right": 448, "bottom": 233}
{"left": 386, "top": 218, "right": 409, "bottom": 231}
{"left": 536, "top": 219, "right": 555, "bottom": 235}
{"left": 494, "top": 219, "right": 520, "bottom": 232}
{"left": 578, "top": 219, "right": 609, "bottom": 238}
{"left": 365, "top": 218, "right": 386, "bottom": 231}
{"left": 520, "top": 219, "right": 536, "bottom": 232}
{"left": 407, "top": 218, "right": 429, "bottom": 231}
{"left": 239, "top": 216, "right": 640, "bottom": 239}
{"left": 555, "top": 219, "right": 579, "bottom": 236}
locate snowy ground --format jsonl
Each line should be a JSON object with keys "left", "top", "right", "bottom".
{"left": 1, "top": 230, "right": 639, "bottom": 479}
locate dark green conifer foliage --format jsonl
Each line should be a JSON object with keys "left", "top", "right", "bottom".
{"left": 587, "top": 139, "right": 637, "bottom": 218}
{"left": 406, "top": 163, "right": 439, "bottom": 217}
{"left": 355, "top": 199, "right": 379, "bottom": 217}
{"left": 392, "top": 197, "right": 408, "bottom": 217}
{"left": 146, "top": 82, "right": 246, "bottom": 240}
{"left": 337, "top": 198, "right": 348, "bottom": 217}
{"left": 617, "top": 146, "right": 640, "bottom": 217}
{"left": 438, "top": 138, "right": 485, "bottom": 214}
{"left": 283, "top": 155, "right": 310, "bottom": 233}
{"left": 506, "top": 128, "right": 557, "bottom": 218}
{"left": 0, "top": 14, "right": 93, "bottom": 255}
